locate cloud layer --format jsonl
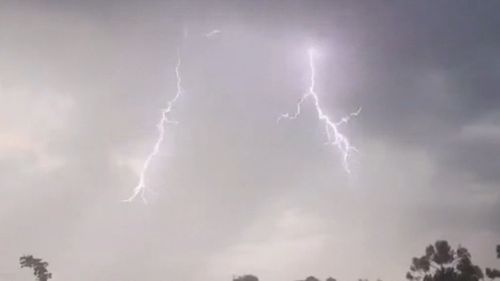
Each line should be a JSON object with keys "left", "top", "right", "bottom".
{"left": 0, "top": 1, "right": 499, "bottom": 281}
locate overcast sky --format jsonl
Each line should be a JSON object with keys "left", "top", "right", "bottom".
{"left": 1, "top": 1, "right": 499, "bottom": 281}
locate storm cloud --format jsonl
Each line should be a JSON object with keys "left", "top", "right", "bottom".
{"left": 0, "top": 1, "right": 499, "bottom": 281}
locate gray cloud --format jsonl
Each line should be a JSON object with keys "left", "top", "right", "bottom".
{"left": 0, "top": 1, "right": 499, "bottom": 281}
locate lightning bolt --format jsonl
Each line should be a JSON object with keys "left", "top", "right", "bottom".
{"left": 205, "top": 29, "right": 221, "bottom": 38}
{"left": 123, "top": 50, "right": 183, "bottom": 203}
{"left": 279, "top": 48, "right": 361, "bottom": 173}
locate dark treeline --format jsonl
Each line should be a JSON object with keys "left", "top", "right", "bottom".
{"left": 20, "top": 241, "right": 499, "bottom": 281}
{"left": 232, "top": 241, "right": 499, "bottom": 281}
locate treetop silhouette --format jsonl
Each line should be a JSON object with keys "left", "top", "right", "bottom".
{"left": 486, "top": 245, "right": 500, "bottom": 280}
{"left": 406, "top": 240, "right": 483, "bottom": 281}
{"left": 19, "top": 255, "right": 52, "bottom": 281}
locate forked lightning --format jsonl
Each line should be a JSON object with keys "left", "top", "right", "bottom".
{"left": 124, "top": 51, "right": 183, "bottom": 203}
{"left": 279, "top": 48, "right": 361, "bottom": 173}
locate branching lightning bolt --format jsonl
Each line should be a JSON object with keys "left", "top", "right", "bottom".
{"left": 279, "top": 48, "right": 361, "bottom": 173}
{"left": 124, "top": 50, "right": 183, "bottom": 203}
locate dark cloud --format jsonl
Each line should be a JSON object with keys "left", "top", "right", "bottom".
{"left": 0, "top": 1, "right": 499, "bottom": 281}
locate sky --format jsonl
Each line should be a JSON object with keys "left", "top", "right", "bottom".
{"left": 0, "top": 1, "right": 499, "bottom": 281}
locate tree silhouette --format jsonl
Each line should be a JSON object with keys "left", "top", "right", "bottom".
{"left": 406, "top": 240, "right": 483, "bottom": 281}
{"left": 303, "top": 276, "right": 320, "bottom": 281}
{"left": 233, "top": 274, "right": 259, "bottom": 281}
{"left": 19, "top": 255, "right": 52, "bottom": 281}
{"left": 326, "top": 277, "right": 337, "bottom": 281}
{"left": 486, "top": 245, "right": 500, "bottom": 280}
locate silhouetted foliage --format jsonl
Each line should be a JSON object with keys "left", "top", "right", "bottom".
{"left": 233, "top": 274, "right": 259, "bottom": 281}
{"left": 406, "top": 240, "right": 483, "bottom": 281}
{"left": 486, "top": 269, "right": 500, "bottom": 280}
{"left": 304, "top": 277, "right": 320, "bottom": 281}
{"left": 19, "top": 255, "right": 52, "bottom": 281}
{"left": 486, "top": 245, "right": 500, "bottom": 280}
{"left": 326, "top": 277, "right": 337, "bottom": 281}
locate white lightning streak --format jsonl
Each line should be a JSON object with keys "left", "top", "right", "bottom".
{"left": 205, "top": 29, "right": 221, "bottom": 38}
{"left": 124, "top": 51, "right": 183, "bottom": 203}
{"left": 279, "top": 48, "right": 361, "bottom": 173}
